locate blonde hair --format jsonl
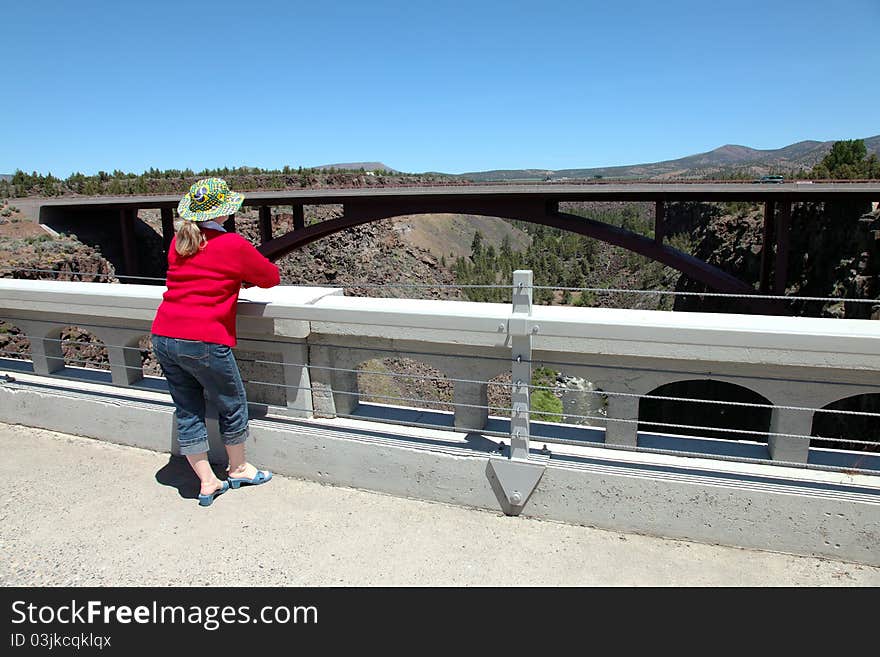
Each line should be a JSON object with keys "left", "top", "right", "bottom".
{"left": 175, "top": 221, "right": 207, "bottom": 257}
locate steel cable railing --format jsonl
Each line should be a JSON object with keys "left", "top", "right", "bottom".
{"left": 5, "top": 365, "right": 876, "bottom": 478}
{"left": 4, "top": 336, "right": 880, "bottom": 422}
{"left": 3, "top": 332, "right": 880, "bottom": 423}
{"left": 1, "top": 341, "right": 879, "bottom": 451}
{"left": 7, "top": 325, "right": 880, "bottom": 395}
{"left": 3, "top": 267, "right": 879, "bottom": 305}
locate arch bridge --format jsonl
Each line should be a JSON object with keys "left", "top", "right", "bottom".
{"left": 32, "top": 182, "right": 880, "bottom": 301}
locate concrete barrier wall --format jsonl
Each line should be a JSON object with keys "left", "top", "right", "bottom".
{"left": 1, "top": 377, "right": 877, "bottom": 565}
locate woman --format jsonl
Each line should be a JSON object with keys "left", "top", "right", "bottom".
{"left": 151, "top": 177, "right": 281, "bottom": 506}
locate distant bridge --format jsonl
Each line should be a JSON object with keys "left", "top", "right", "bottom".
{"left": 30, "top": 182, "right": 880, "bottom": 299}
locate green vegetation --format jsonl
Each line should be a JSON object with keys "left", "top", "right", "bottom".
{"left": 530, "top": 367, "right": 563, "bottom": 422}
{"left": 811, "top": 139, "right": 880, "bottom": 179}
{"left": 0, "top": 165, "right": 437, "bottom": 198}
{"left": 453, "top": 204, "right": 693, "bottom": 308}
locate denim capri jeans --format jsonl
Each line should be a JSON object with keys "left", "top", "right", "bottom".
{"left": 151, "top": 334, "right": 249, "bottom": 456}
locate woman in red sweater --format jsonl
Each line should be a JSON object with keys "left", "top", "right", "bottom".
{"left": 151, "top": 178, "right": 280, "bottom": 506}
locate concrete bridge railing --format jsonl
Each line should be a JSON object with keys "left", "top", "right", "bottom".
{"left": 1, "top": 276, "right": 879, "bottom": 564}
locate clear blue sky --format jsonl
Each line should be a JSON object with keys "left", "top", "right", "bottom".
{"left": 2, "top": 0, "right": 878, "bottom": 176}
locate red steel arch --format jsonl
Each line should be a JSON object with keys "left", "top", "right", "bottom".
{"left": 257, "top": 198, "right": 755, "bottom": 295}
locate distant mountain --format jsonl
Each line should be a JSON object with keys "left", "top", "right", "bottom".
{"left": 458, "top": 136, "right": 880, "bottom": 181}
{"left": 314, "top": 162, "right": 398, "bottom": 173}
{"left": 0, "top": 174, "right": 12, "bottom": 182}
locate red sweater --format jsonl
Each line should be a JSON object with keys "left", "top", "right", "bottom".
{"left": 151, "top": 230, "right": 280, "bottom": 346}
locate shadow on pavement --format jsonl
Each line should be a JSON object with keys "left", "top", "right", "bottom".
{"left": 155, "top": 455, "right": 228, "bottom": 500}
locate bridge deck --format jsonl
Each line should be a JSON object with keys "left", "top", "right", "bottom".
{"left": 27, "top": 182, "right": 880, "bottom": 210}
{"left": 2, "top": 421, "right": 877, "bottom": 586}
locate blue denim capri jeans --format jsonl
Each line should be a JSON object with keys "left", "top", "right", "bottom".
{"left": 151, "top": 334, "right": 249, "bottom": 456}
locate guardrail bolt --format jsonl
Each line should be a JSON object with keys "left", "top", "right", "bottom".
{"left": 510, "top": 491, "right": 523, "bottom": 505}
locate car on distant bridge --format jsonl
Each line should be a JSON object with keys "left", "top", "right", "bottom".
{"left": 754, "top": 175, "right": 785, "bottom": 183}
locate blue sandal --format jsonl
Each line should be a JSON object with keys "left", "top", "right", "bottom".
{"left": 228, "top": 470, "right": 273, "bottom": 489}
{"left": 198, "top": 480, "right": 230, "bottom": 507}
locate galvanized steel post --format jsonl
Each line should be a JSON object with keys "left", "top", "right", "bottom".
{"left": 487, "top": 270, "right": 546, "bottom": 516}
{"left": 510, "top": 269, "right": 533, "bottom": 461}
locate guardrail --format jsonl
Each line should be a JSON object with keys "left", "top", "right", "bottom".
{"left": 2, "top": 272, "right": 879, "bottom": 483}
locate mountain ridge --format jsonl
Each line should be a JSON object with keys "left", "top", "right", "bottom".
{"left": 456, "top": 135, "right": 880, "bottom": 181}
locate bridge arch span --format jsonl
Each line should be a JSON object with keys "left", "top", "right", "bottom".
{"left": 257, "top": 201, "right": 755, "bottom": 295}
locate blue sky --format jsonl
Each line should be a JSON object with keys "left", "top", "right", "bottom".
{"left": 2, "top": 0, "right": 878, "bottom": 176}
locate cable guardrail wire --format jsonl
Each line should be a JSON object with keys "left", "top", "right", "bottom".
{"left": 10, "top": 324, "right": 875, "bottom": 394}
{"left": 3, "top": 343, "right": 877, "bottom": 450}
{"left": 2, "top": 366, "right": 877, "bottom": 476}
{"left": 238, "top": 379, "right": 880, "bottom": 448}
{"left": 3, "top": 267, "right": 879, "bottom": 305}
{"left": 3, "top": 338, "right": 880, "bottom": 421}
{"left": 231, "top": 356, "right": 880, "bottom": 421}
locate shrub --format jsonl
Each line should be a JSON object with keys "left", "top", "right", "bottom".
{"left": 530, "top": 389, "right": 563, "bottom": 422}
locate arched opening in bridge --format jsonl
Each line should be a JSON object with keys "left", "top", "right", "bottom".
{"left": 812, "top": 394, "right": 880, "bottom": 454}
{"left": 357, "top": 357, "right": 453, "bottom": 413}
{"left": 0, "top": 321, "right": 31, "bottom": 362}
{"left": 60, "top": 326, "right": 110, "bottom": 372}
{"left": 638, "top": 380, "right": 771, "bottom": 442}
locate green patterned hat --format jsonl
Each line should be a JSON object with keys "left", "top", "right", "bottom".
{"left": 177, "top": 177, "right": 244, "bottom": 222}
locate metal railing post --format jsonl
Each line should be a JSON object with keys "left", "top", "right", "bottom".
{"left": 487, "top": 270, "right": 545, "bottom": 515}
{"left": 510, "top": 270, "right": 532, "bottom": 461}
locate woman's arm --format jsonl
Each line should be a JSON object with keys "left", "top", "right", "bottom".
{"left": 235, "top": 236, "right": 280, "bottom": 288}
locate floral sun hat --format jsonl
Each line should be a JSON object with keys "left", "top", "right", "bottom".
{"left": 177, "top": 177, "right": 244, "bottom": 222}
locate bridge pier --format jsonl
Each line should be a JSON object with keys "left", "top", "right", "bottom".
{"left": 119, "top": 208, "right": 140, "bottom": 277}
{"left": 280, "top": 341, "right": 314, "bottom": 417}
{"left": 453, "top": 381, "right": 489, "bottom": 430}
{"left": 258, "top": 206, "right": 273, "bottom": 244}
{"left": 88, "top": 327, "right": 145, "bottom": 387}
{"left": 308, "top": 343, "right": 359, "bottom": 417}
{"left": 774, "top": 201, "right": 792, "bottom": 295}
{"left": 160, "top": 208, "right": 175, "bottom": 258}
{"left": 769, "top": 407, "right": 813, "bottom": 464}
{"left": 13, "top": 320, "right": 64, "bottom": 376}
{"left": 292, "top": 205, "right": 305, "bottom": 231}
{"left": 760, "top": 200, "right": 775, "bottom": 295}
{"left": 654, "top": 200, "right": 665, "bottom": 245}
{"left": 605, "top": 394, "right": 639, "bottom": 446}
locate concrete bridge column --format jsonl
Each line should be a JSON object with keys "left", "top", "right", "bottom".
{"left": 605, "top": 394, "right": 639, "bottom": 447}
{"left": 14, "top": 320, "right": 64, "bottom": 376}
{"left": 769, "top": 407, "right": 813, "bottom": 464}
{"left": 89, "top": 328, "right": 146, "bottom": 387}
{"left": 453, "top": 381, "right": 489, "bottom": 430}
{"left": 280, "top": 342, "right": 313, "bottom": 418}
{"left": 308, "top": 344, "right": 359, "bottom": 418}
